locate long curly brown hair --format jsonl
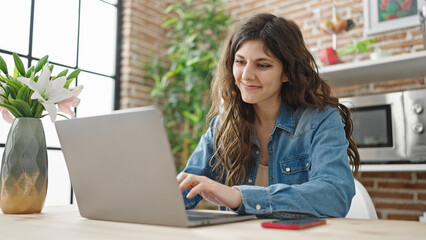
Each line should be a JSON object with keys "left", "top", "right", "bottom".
{"left": 207, "top": 13, "right": 360, "bottom": 186}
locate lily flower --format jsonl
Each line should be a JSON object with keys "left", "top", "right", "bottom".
{"left": 58, "top": 85, "right": 83, "bottom": 118}
{"left": 17, "top": 66, "right": 73, "bottom": 122}
{"left": 0, "top": 107, "right": 14, "bottom": 123}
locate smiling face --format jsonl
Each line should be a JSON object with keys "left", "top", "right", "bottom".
{"left": 233, "top": 40, "right": 288, "bottom": 109}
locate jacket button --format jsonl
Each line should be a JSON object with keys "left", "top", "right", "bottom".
{"left": 269, "top": 146, "right": 273, "bottom": 151}
{"left": 270, "top": 176, "right": 274, "bottom": 180}
{"left": 256, "top": 150, "right": 260, "bottom": 155}
{"left": 256, "top": 204, "right": 261, "bottom": 210}
{"left": 286, "top": 167, "right": 291, "bottom": 172}
{"left": 248, "top": 179, "right": 253, "bottom": 184}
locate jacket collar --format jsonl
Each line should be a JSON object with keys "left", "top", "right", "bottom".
{"left": 273, "top": 100, "right": 295, "bottom": 134}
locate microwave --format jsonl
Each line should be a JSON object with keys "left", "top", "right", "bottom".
{"left": 339, "top": 89, "right": 426, "bottom": 163}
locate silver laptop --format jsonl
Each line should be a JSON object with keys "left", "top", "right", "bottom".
{"left": 55, "top": 106, "right": 255, "bottom": 227}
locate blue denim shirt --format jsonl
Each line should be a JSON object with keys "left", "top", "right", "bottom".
{"left": 181, "top": 101, "right": 355, "bottom": 218}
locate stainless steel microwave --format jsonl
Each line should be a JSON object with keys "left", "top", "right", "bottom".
{"left": 339, "top": 89, "right": 426, "bottom": 163}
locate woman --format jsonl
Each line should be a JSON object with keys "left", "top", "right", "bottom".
{"left": 178, "top": 13, "right": 360, "bottom": 218}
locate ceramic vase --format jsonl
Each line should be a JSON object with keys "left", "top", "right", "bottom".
{"left": 0, "top": 118, "right": 48, "bottom": 214}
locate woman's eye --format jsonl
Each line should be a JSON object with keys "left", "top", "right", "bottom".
{"left": 258, "top": 64, "right": 271, "bottom": 68}
{"left": 235, "top": 59, "right": 245, "bottom": 64}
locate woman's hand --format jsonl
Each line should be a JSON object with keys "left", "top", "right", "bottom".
{"left": 177, "top": 172, "right": 242, "bottom": 209}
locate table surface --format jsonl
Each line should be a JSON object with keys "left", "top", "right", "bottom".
{"left": 1, "top": 205, "right": 425, "bottom": 240}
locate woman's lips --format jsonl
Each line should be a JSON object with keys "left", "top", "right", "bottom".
{"left": 241, "top": 82, "right": 261, "bottom": 89}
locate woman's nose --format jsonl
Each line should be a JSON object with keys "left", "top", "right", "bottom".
{"left": 241, "top": 64, "right": 255, "bottom": 80}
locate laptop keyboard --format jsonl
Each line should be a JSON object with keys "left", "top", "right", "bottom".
{"left": 186, "top": 210, "right": 240, "bottom": 220}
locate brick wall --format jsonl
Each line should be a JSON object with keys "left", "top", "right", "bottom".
{"left": 121, "top": 0, "right": 168, "bottom": 108}
{"left": 121, "top": 0, "right": 426, "bottom": 221}
{"left": 359, "top": 172, "right": 426, "bottom": 220}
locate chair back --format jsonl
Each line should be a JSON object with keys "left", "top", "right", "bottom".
{"left": 345, "top": 179, "right": 378, "bottom": 220}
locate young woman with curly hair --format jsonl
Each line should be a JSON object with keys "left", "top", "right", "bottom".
{"left": 178, "top": 13, "right": 360, "bottom": 218}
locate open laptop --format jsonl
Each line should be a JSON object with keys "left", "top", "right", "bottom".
{"left": 55, "top": 106, "right": 255, "bottom": 227}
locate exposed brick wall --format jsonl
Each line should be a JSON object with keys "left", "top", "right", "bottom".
{"left": 121, "top": 0, "right": 168, "bottom": 108}
{"left": 358, "top": 172, "right": 426, "bottom": 221}
{"left": 120, "top": 0, "right": 426, "bottom": 220}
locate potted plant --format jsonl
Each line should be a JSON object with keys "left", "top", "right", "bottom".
{"left": 143, "top": 0, "right": 230, "bottom": 170}
{"left": 0, "top": 53, "right": 83, "bottom": 214}
{"left": 336, "top": 38, "right": 384, "bottom": 61}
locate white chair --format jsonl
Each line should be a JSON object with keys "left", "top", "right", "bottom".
{"left": 345, "top": 179, "right": 378, "bottom": 220}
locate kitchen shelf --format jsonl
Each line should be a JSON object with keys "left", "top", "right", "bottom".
{"left": 359, "top": 164, "right": 426, "bottom": 172}
{"left": 318, "top": 51, "right": 426, "bottom": 87}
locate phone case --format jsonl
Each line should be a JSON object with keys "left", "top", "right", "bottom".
{"left": 261, "top": 219, "right": 326, "bottom": 230}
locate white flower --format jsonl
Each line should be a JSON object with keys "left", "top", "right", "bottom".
{"left": 17, "top": 66, "right": 73, "bottom": 122}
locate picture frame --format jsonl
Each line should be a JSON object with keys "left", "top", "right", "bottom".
{"left": 363, "top": 0, "right": 425, "bottom": 36}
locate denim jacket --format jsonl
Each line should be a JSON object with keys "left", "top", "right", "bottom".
{"left": 181, "top": 101, "right": 355, "bottom": 218}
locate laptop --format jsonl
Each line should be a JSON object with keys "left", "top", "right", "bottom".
{"left": 55, "top": 106, "right": 255, "bottom": 227}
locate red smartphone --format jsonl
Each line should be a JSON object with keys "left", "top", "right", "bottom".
{"left": 261, "top": 218, "right": 326, "bottom": 230}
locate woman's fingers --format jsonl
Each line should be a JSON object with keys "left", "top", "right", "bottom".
{"left": 176, "top": 172, "right": 188, "bottom": 184}
{"left": 178, "top": 172, "right": 208, "bottom": 194}
{"left": 186, "top": 177, "right": 211, "bottom": 199}
{"left": 177, "top": 173, "right": 243, "bottom": 208}
{"left": 178, "top": 173, "right": 215, "bottom": 199}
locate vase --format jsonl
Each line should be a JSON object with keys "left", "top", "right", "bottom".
{"left": 0, "top": 118, "right": 48, "bottom": 214}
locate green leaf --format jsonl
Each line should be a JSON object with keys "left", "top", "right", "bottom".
{"left": 25, "top": 66, "right": 34, "bottom": 78}
{"left": 186, "top": 56, "right": 200, "bottom": 66}
{"left": 0, "top": 74, "right": 8, "bottom": 83}
{"left": 5, "top": 84, "right": 19, "bottom": 99}
{"left": 48, "top": 64, "right": 54, "bottom": 72}
{"left": 0, "top": 55, "right": 8, "bottom": 75}
{"left": 21, "top": 85, "right": 31, "bottom": 102}
{"left": 34, "top": 102, "right": 44, "bottom": 118}
{"left": 10, "top": 98, "right": 33, "bottom": 117}
{"left": 182, "top": 111, "right": 198, "bottom": 124}
{"left": 165, "top": 5, "right": 173, "bottom": 13}
{"left": 56, "top": 69, "right": 69, "bottom": 78}
{"left": 14, "top": 84, "right": 31, "bottom": 103}
{"left": 64, "top": 69, "right": 81, "bottom": 88}
{"left": 5, "top": 78, "right": 22, "bottom": 90}
{"left": 163, "top": 18, "right": 178, "bottom": 27}
{"left": 16, "top": 85, "right": 27, "bottom": 100}
{"left": 66, "top": 68, "right": 81, "bottom": 80}
{"left": 7, "top": 95, "right": 23, "bottom": 116}
{"left": 0, "top": 102, "right": 21, "bottom": 117}
{"left": 13, "top": 67, "right": 20, "bottom": 78}
{"left": 13, "top": 53, "right": 26, "bottom": 77}
{"left": 35, "top": 55, "right": 49, "bottom": 73}
{"left": 64, "top": 79, "right": 74, "bottom": 89}
{"left": 31, "top": 100, "right": 38, "bottom": 115}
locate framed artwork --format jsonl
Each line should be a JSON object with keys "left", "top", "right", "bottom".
{"left": 364, "top": 0, "right": 425, "bottom": 36}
